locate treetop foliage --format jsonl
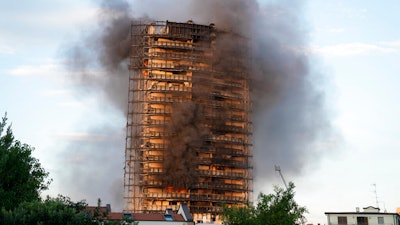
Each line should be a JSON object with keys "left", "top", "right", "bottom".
{"left": 0, "top": 114, "right": 125, "bottom": 224}
{"left": 223, "top": 182, "right": 308, "bottom": 225}
{"left": 0, "top": 113, "right": 52, "bottom": 210}
{"left": 0, "top": 195, "right": 121, "bottom": 225}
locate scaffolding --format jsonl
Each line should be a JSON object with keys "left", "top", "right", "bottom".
{"left": 124, "top": 20, "right": 253, "bottom": 223}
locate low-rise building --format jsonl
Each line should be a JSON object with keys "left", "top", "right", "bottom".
{"left": 122, "top": 205, "right": 194, "bottom": 225}
{"left": 325, "top": 206, "right": 400, "bottom": 225}
{"left": 86, "top": 202, "right": 195, "bottom": 225}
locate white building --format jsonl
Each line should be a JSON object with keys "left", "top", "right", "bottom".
{"left": 325, "top": 206, "right": 400, "bottom": 225}
{"left": 122, "top": 203, "right": 195, "bottom": 225}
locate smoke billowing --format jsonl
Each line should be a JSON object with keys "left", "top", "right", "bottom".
{"left": 61, "top": 0, "right": 333, "bottom": 207}
{"left": 64, "top": 0, "right": 134, "bottom": 112}
{"left": 163, "top": 102, "right": 209, "bottom": 189}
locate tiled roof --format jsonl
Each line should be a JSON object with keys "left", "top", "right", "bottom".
{"left": 108, "top": 212, "right": 123, "bottom": 220}
{"left": 85, "top": 206, "right": 187, "bottom": 221}
{"left": 132, "top": 213, "right": 185, "bottom": 221}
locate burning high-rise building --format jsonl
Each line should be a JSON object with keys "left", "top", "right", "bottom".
{"left": 124, "top": 20, "right": 252, "bottom": 222}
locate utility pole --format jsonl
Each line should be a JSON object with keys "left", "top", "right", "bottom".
{"left": 275, "top": 165, "right": 288, "bottom": 189}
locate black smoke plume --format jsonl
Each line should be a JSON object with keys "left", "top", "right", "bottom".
{"left": 61, "top": 0, "right": 333, "bottom": 207}
{"left": 162, "top": 102, "right": 209, "bottom": 190}
{"left": 64, "top": 0, "right": 133, "bottom": 112}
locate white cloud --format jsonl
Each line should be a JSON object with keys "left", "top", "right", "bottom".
{"left": 3, "top": 5, "right": 98, "bottom": 32}
{"left": 326, "top": 28, "right": 345, "bottom": 33}
{"left": 8, "top": 63, "right": 61, "bottom": 77}
{"left": 314, "top": 27, "right": 345, "bottom": 34}
{"left": 40, "top": 89, "right": 71, "bottom": 97}
{"left": 380, "top": 40, "right": 400, "bottom": 48}
{"left": 57, "top": 101, "right": 86, "bottom": 108}
{"left": 30, "top": 7, "right": 98, "bottom": 29}
{"left": 0, "top": 45, "right": 15, "bottom": 54}
{"left": 6, "top": 61, "right": 85, "bottom": 89}
{"left": 310, "top": 42, "right": 399, "bottom": 56}
{"left": 338, "top": 7, "right": 367, "bottom": 19}
{"left": 7, "top": 59, "right": 74, "bottom": 82}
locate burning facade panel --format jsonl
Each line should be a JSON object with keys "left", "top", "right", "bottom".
{"left": 124, "top": 20, "right": 252, "bottom": 222}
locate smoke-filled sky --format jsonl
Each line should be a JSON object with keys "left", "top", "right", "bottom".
{"left": 1, "top": 0, "right": 400, "bottom": 224}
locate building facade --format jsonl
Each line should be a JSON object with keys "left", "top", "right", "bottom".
{"left": 124, "top": 20, "right": 253, "bottom": 223}
{"left": 326, "top": 206, "right": 400, "bottom": 225}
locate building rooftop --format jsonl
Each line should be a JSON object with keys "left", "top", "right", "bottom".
{"left": 131, "top": 213, "right": 185, "bottom": 221}
{"left": 85, "top": 204, "right": 190, "bottom": 222}
{"left": 325, "top": 206, "right": 400, "bottom": 215}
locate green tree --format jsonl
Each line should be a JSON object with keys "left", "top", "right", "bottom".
{"left": 254, "top": 182, "right": 308, "bottom": 225}
{"left": 0, "top": 196, "right": 91, "bottom": 225}
{"left": 223, "top": 182, "right": 308, "bottom": 225}
{"left": 0, "top": 195, "right": 124, "bottom": 225}
{"left": 222, "top": 203, "right": 257, "bottom": 225}
{"left": 0, "top": 114, "right": 52, "bottom": 210}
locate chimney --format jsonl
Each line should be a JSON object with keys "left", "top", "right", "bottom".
{"left": 106, "top": 204, "right": 111, "bottom": 213}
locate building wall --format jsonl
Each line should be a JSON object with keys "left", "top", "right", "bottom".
{"left": 135, "top": 222, "right": 194, "bottom": 225}
{"left": 124, "top": 21, "right": 253, "bottom": 223}
{"left": 326, "top": 213, "right": 400, "bottom": 225}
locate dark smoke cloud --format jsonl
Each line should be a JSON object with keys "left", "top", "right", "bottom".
{"left": 247, "top": 2, "right": 334, "bottom": 189}
{"left": 163, "top": 102, "right": 209, "bottom": 190}
{"left": 133, "top": 0, "right": 333, "bottom": 188}
{"left": 151, "top": 0, "right": 334, "bottom": 189}
{"left": 63, "top": 0, "right": 134, "bottom": 113}
{"left": 61, "top": 0, "right": 334, "bottom": 207}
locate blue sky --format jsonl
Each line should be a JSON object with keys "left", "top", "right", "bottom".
{"left": 300, "top": 0, "right": 400, "bottom": 222}
{"left": 1, "top": 0, "right": 400, "bottom": 224}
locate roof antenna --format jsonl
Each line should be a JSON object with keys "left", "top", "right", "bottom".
{"left": 381, "top": 201, "right": 387, "bottom": 213}
{"left": 275, "top": 165, "right": 288, "bottom": 189}
{"left": 372, "top": 183, "right": 379, "bottom": 209}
